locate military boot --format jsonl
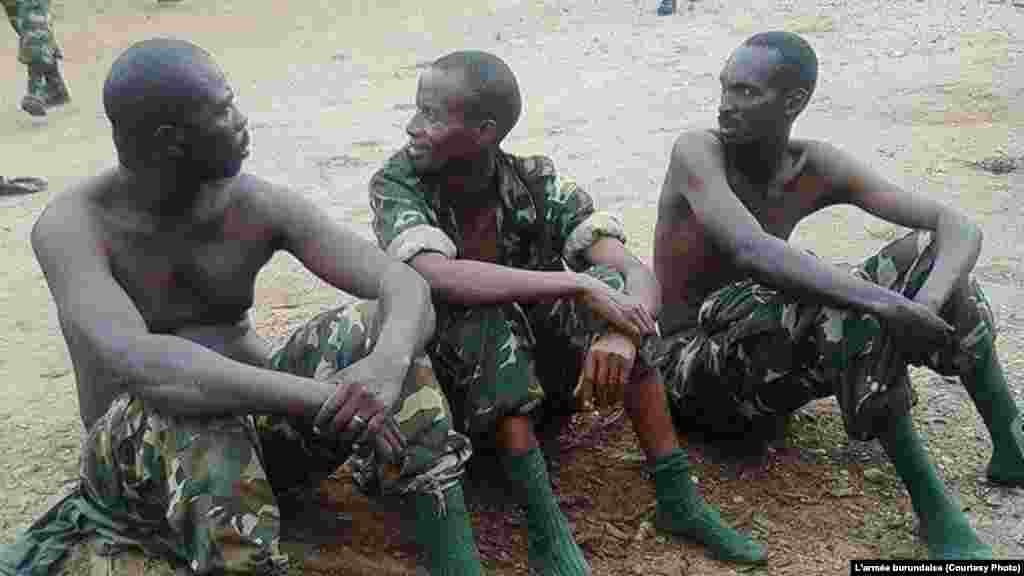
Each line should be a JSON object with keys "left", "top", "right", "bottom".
{"left": 43, "top": 64, "right": 70, "bottom": 108}
{"left": 20, "top": 65, "right": 47, "bottom": 117}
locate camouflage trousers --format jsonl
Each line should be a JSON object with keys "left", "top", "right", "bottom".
{"left": 79, "top": 300, "right": 471, "bottom": 575}
{"left": 2, "top": 0, "right": 61, "bottom": 67}
{"left": 660, "top": 231, "right": 997, "bottom": 442}
{"left": 430, "top": 264, "right": 625, "bottom": 437}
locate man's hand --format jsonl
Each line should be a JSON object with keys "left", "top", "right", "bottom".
{"left": 577, "top": 331, "right": 638, "bottom": 409}
{"left": 577, "top": 275, "right": 658, "bottom": 343}
{"left": 313, "top": 353, "right": 410, "bottom": 465}
{"left": 875, "top": 295, "right": 955, "bottom": 356}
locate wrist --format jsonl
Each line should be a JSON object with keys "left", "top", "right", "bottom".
{"left": 570, "top": 271, "right": 592, "bottom": 296}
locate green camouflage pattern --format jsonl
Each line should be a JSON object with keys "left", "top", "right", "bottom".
{"left": 660, "top": 231, "right": 997, "bottom": 441}
{"left": 430, "top": 264, "right": 625, "bottom": 435}
{"left": 2, "top": 0, "right": 61, "bottom": 67}
{"left": 369, "top": 150, "right": 629, "bottom": 435}
{"left": 76, "top": 300, "right": 471, "bottom": 575}
{"left": 369, "top": 149, "right": 626, "bottom": 272}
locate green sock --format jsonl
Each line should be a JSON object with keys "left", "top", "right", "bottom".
{"left": 651, "top": 449, "right": 767, "bottom": 564}
{"left": 412, "top": 484, "right": 483, "bottom": 576}
{"left": 504, "top": 448, "right": 590, "bottom": 575}
{"left": 878, "top": 412, "right": 992, "bottom": 559}
{"left": 961, "top": 334, "right": 1024, "bottom": 486}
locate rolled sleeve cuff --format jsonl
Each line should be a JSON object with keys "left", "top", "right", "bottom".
{"left": 386, "top": 224, "right": 458, "bottom": 263}
{"left": 562, "top": 211, "right": 627, "bottom": 269}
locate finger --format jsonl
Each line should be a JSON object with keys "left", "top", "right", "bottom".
{"left": 614, "top": 354, "right": 630, "bottom": 403}
{"left": 365, "top": 411, "right": 395, "bottom": 464}
{"left": 612, "top": 354, "right": 628, "bottom": 405}
{"left": 332, "top": 387, "right": 368, "bottom": 440}
{"left": 614, "top": 316, "right": 644, "bottom": 342}
{"left": 583, "top": 349, "right": 598, "bottom": 385}
{"left": 595, "top": 353, "right": 610, "bottom": 406}
{"left": 603, "top": 354, "right": 619, "bottom": 407}
{"left": 384, "top": 418, "right": 408, "bottom": 456}
{"left": 314, "top": 379, "right": 355, "bottom": 432}
{"left": 633, "top": 306, "right": 657, "bottom": 335}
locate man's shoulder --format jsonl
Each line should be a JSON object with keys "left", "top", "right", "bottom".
{"left": 670, "top": 129, "right": 726, "bottom": 168}
{"left": 503, "top": 152, "right": 557, "bottom": 183}
{"left": 33, "top": 169, "right": 115, "bottom": 243}
{"left": 793, "top": 138, "right": 850, "bottom": 177}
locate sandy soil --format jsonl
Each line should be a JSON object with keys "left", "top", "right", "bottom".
{"left": 1, "top": 0, "right": 1022, "bottom": 574}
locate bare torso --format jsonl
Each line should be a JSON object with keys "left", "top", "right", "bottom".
{"left": 59, "top": 169, "right": 280, "bottom": 426}
{"left": 654, "top": 133, "right": 838, "bottom": 333}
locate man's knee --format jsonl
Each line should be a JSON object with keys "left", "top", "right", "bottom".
{"left": 268, "top": 300, "right": 380, "bottom": 378}
{"left": 582, "top": 264, "right": 626, "bottom": 292}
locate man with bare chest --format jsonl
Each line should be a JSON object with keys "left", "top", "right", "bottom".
{"left": 653, "top": 31, "right": 1023, "bottom": 559}
{"left": 369, "top": 51, "right": 767, "bottom": 573}
{"left": 3, "top": 39, "right": 485, "bottom": 576}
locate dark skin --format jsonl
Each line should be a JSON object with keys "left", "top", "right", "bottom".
{"left": 32, "top": 58, "right": 433, "bottom": 464}
{"left": 404, "top": 66, "right": 677, "bottom": 458}
{"left": 655, "top": 44, "right": 981, "bottom": 348}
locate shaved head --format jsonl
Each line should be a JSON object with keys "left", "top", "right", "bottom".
{"left": 103, "top": 38, "right": 225, "bottom": 134}
{"left": 742, "top": 31, "right": 818, "bottom": 97}
{"left": 431, "top": 50, "right": 522, "bottom": 142}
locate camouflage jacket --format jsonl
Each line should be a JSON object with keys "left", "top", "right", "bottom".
{"left": 369, "top": 148, "right": 625, "bottom": 274}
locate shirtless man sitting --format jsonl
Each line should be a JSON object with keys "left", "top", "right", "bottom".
{"left": 653, "top": 31, "right": 1023, "bottom": 559}
{"left": 13, "top": 38, "right": 485, "bottom": 575}
{"left": 368, "top": 50, "right": 766, "bottom": 574}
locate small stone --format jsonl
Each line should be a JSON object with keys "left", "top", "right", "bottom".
{"left": 733, "top": 495, "right": 745, "bottom": 504}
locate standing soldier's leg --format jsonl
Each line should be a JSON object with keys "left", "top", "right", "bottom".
{"left": 15, "top": 0, "right": 69, "bottom": 116}
{"left": 2, "top": 0, "right": 17, "bottom": 32}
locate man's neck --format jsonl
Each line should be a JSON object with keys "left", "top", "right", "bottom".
{"left": 726, "top": 130, "right": 793, "bottom": 186}
{"left": 112, "top": 166, "right": 234, "bottom": 231}
{"left": 442, "top": 148, "right": 500, "bottom": 214}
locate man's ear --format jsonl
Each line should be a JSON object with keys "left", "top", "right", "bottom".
{"left": 783, "top": 87, "right": 810, "bottom": 119}
{"left": 151, "top": 124, "right": 187, "bottom": 160}
{"left": 475, "top": 118, "right": 499, "bottom": 148}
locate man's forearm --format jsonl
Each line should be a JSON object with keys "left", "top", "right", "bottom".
{"left": 417, "top": 257, "right": 584, "bottom": 306}
{"left": 739, "top": 235, "right": 905, "bottom": 314}
{"left": 624, "top": 263, "right": 663, "bottom": 319}
{"left": 114, "top": 335, "right": 333, "bottom": 419}
{"left": 913, "top": 214, "right": 982, "bottom": 311}
{"left": 373, "top": 261, "right": 436, "bottom": 362}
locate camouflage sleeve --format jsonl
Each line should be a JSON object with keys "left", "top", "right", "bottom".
{"left": 369, "top": 170, "right": 457, "bottom": 263}
{"left": 545, "top": 176, "right": 627, "bottom": 270}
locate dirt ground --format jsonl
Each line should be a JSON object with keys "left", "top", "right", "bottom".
{"left": 1, "top": 0, "right": 1022, "bottom": 574}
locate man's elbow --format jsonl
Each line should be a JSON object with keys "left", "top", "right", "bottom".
{"left": 943, "top": 210, "right": 983, "bottom": 253}
{"left": 731, "top": 235, "right": 767, "bottom": 273}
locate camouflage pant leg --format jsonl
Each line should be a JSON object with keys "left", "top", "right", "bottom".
{"left": 430, "top": 264, "right": 625, "bottom": 436}
{"left": 263, "top": 300, "right": 472, "bottom": 501}
{"left": 80, "top": 394, "right": 286, "bottom": 575}
{"left": 661, "top": 231, "right": 996, "bottom": 441}
{"left": 10, "top": 0, "right": 60, "bottom": 66}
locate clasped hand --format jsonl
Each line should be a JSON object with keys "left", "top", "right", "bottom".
{"left": 312, "top": 353, "right": 409, "bottom": 466}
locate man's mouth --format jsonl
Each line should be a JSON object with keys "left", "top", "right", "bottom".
{"left": 717, "top": 117, "right": 741, "bottom": 132}
{"left": 239, "top": 130, "right": 251, "bottom": 157}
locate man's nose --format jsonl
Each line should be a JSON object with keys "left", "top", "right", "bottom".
{"left": 718, "top": 93, "right": 737, "bottom": 115}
